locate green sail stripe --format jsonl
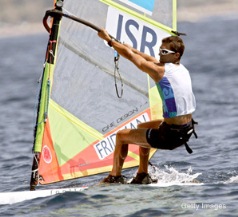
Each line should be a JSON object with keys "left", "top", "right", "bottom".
{"left": 101, "top": 0, "right": 174, "bottom": 35}
{"left": 50, "top": 99, "right": 104, "bottom": 140}
{"left": 49, "top": 100, "right": 104, "bottom": 166}
{"left": 127, "top": 151, "right": 139, "bottom": 161}
{"left": 34, "top": 63, "right": 54, "bottom": 152}
{"left": 172, "top": 0, "right": 177, "bottom": 30}
{"left": 149, "top": 85, "right": 163, "bottom": 120}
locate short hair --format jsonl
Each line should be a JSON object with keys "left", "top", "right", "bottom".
{"left": 162, "top": 36, "right": 185, "bottom": 58}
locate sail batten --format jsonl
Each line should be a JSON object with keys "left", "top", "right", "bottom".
{"left": 30, "top": 0, "right": 177, "bottom": 189}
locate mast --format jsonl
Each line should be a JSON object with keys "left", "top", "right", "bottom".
{"left": 30, "top": 0, "right": 63, "bottom": 190}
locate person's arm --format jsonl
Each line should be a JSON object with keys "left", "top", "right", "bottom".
{"left": 123, "top": 43, "right": 158, "bottom": 62}
{"left": 98, "top": 29, "right": 164, "bottom": 82}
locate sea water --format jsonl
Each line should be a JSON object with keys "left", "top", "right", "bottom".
{"left": 0, "top": 15, "right": 238, "bottom": 216}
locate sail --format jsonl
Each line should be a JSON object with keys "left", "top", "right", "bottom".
{"left": 30, "top": 0, "right": 178, "bottom": 189}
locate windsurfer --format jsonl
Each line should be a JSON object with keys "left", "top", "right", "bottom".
{"left": 98, "top": 29, "right": 197, "bottom": 184}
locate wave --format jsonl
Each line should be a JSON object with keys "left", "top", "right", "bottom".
{"left": 148, "top": 165, "right": 202, "bottom": 185}
{"left": 224, "top": 175, "right": 238, "bottom": 184}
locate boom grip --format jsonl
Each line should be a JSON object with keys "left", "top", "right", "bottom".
{"left": 43, "top": 9, "right": 120, "bottom": 42}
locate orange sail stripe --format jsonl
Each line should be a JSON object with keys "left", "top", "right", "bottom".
{"left": 38, "top": 121, "right": 64, "bottom": 184}
{"left": 59, "top": 143, "right": 140, "bottom": 175}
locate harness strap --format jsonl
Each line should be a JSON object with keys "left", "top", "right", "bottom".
{"left": 184, "top": 119, "right": 198, "bottom": 154}
{"left": 192, "top": 119, "right": 198, "bottom": 138}
{"left": 185, "top": 142, "right": 193, "bottom": 154}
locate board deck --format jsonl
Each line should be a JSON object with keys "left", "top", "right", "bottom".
{"left": 0, "top": 186, "right": 88, "bottom": 205}
{"left": 0, "top": 182, "right": 203, "bottom": 205}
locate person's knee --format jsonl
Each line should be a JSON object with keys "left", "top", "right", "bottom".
{"left": 116, "top": 129, "right": 128, "bottom": 145}
{"left": 137, "top": 123, "right": 143, "bottom": 129}
{"left": 116, "top": 129, "right": 130, "bottom": 138}
{"left": 116, "top": 129, "right": 124, "bottom": 138}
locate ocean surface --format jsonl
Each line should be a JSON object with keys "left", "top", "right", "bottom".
{"left": 0, "top": 15, "right": 238, "bottom": 217}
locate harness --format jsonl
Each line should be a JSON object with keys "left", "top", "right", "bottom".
{"left": 169, "top": 119, "right": 198, "bottom": 154}
{"left": 182, "top": 119, "right": 198, "bottom": 154}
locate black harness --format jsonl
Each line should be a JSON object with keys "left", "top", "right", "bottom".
{"left": 146, "top": 119, "right": 198, "bottom": 153}
{"left": 181, "top": 119, "right": 198, "bottom": 154}
{"left": 168, "top": 119, "right": 198, "bottom": 154}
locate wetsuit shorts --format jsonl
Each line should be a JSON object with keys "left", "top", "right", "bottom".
{"left": 146, "top": 121, "right": 195, "bottom": 151}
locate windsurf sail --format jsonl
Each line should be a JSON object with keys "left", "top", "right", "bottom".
{"left": 30, "top": 0, "right": 179, "bottom": 190}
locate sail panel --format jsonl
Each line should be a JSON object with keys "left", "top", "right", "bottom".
{"left": 32, "top": 0, "right": 177, "bottom": 186}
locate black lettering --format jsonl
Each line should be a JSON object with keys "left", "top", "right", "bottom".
{"left": 102, "top": 125, "right": 109, "bottom": 132}
{"left": 136, "top": 119, "right": 143, "bottom": 125}
{"left": 102, "top": 122, "right": 115, "bottom": 132}
{"left": 109, "top": 133, "right": 116, "bottom": 148}
{"left": 125, "top": 19, "right": 139, "bottom": 49}
{"left": 101, "top": 140, "right": 112, "bottom": 155}
{"left": 130, "top": 122, "right": 137, "bottom": 129}
{"left": 116, "top": 14, "right": 123, "bottom": 41}
{"left": 95, "top": 143, "right": 104, "bottom": 159}
{"left": 141, "top": 26, "right": 157, "bottom": 57}
{"left": 107, "top": 136, "right": 114, "bottom": 151}
{"left": 117, "top": 108, "right": 139, "bottom": 124}
{"left": 117, "top": 116, "right": 123, "bottom": 123}
{"left": 142, "top": 114, "right": 147, "bottom": 122}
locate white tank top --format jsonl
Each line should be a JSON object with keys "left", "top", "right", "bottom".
{"left": 156, "top": 63, "right": 196, "bottom": 118}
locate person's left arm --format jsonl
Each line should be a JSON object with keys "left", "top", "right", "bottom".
{"left": 98, "top": 29, "right": 164, "bottom": 82}
{"left": 123, "top": 43, "right": 158, "bottom": 63}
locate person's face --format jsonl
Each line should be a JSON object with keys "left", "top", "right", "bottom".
{"left": 159, "top": 42, "right": 180, "bottom": 64}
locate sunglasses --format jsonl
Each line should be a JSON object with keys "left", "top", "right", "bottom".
{"left": 159, "top": 48, "right": 176, "bottom": 55}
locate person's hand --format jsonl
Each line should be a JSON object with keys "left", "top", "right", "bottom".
{"left": 98, "top": 29, "right": 111, "bottom": 42}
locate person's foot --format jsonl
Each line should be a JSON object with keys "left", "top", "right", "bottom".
{"left": 101, "top": 174, "right": 126, "bottom": 184}
{"left": 130, "top": 172, "right": 153, "bottom": 184}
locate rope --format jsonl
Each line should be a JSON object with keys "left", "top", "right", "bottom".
{"left": 32, "top": 155, "right": 39, "bottom": 186}
{"left": 114, "top": 51, "right": 123, "bottom": 98}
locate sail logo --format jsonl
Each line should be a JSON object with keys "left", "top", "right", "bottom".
{"left": 105, "top": 7, "right": 169, "bottom": 59}
{"left": 42, "top": 145, "right": 52, "bottom": 164}
{"left": 119, "top": 0, "right": 155, "bottom": 15}
{"left": 94, "top": 112, "right": 150, "bottom": 160}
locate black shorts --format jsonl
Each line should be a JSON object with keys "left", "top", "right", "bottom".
{"left": 146, "top": 121, "right": 194, "bottom": 150}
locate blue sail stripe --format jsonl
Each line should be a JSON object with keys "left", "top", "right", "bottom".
{"left": 129, "top": 0, "right": 154, "bottom": 12}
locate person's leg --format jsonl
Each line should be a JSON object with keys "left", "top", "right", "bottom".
{"left": 102, "top": 119, "right": 163, "bottom": 183}
{"left": 137, "top": 120, "right": 163, "bottom": 174}
{"left": 110, "top": 128, "right": 150, "bottom": 176}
